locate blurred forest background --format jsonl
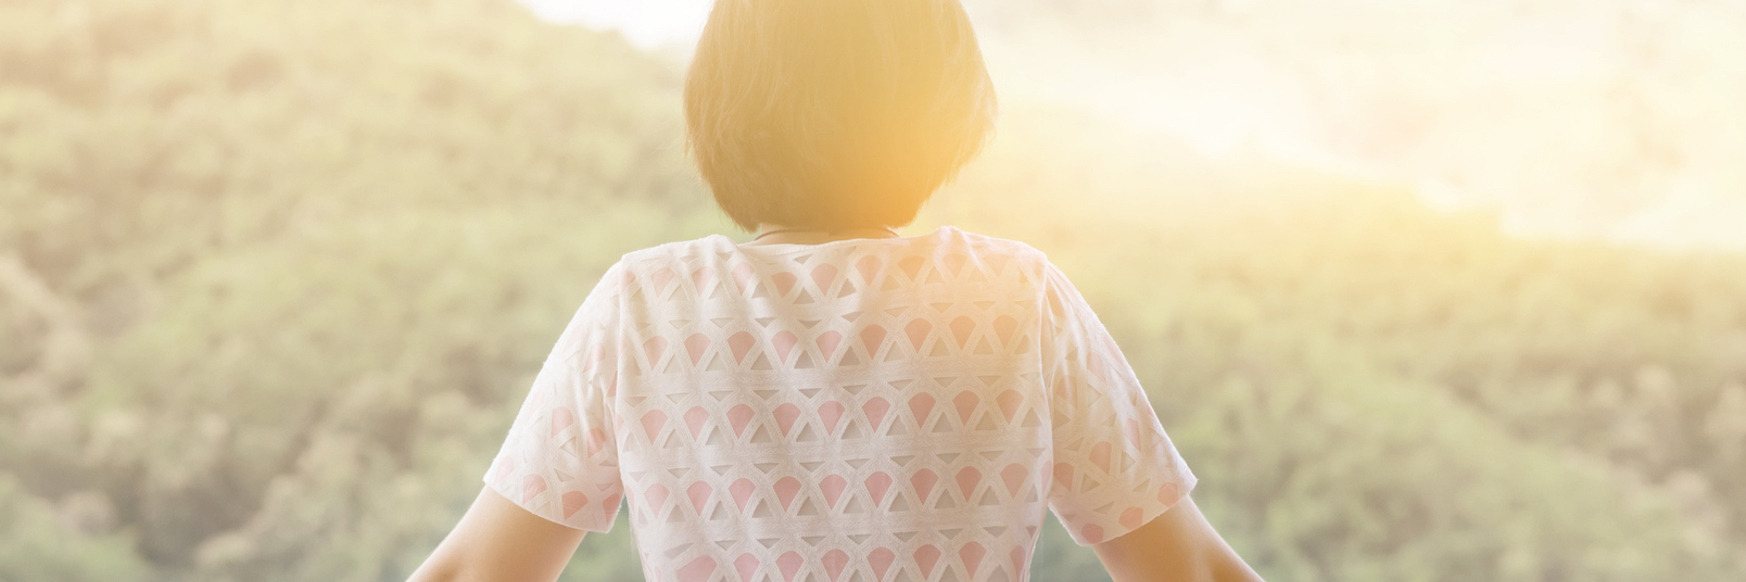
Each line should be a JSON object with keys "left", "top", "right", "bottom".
{"left": 2, "top": 0, "right": 1745, "bottom": 581}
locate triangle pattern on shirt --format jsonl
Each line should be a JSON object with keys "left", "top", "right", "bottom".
{"left": 483, "top": 227, "right": 1197, "bottom": 581}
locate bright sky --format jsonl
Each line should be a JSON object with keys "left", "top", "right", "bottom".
{"left": 518, "top": 0, "right": 710, "bottom": 50}
{"left": 516, "top": 0, "right": 1746, "bottom": 253}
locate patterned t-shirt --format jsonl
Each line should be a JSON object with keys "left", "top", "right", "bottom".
{"left": 484, "top": 225, "right": 1196, "bottom": 582}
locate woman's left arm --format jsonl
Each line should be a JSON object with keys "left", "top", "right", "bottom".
{"left": 406, "top": 486, "right": 587, "bottom": 582}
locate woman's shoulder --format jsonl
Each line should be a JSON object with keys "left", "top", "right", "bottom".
{"left": 607, "top": 234, "right": 737, "bottom": 272}
{"left": 608, "top": 227, "right": 1053, "bottom": 276}
{"left": 933, "top": 226, "right": 1048, "bottom": 259}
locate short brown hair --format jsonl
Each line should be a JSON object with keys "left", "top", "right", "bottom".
{"left": 684, "top": 0, "right": 997, "bottom": 231}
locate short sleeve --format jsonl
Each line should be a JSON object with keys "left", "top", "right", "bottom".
{"left": 483, "top": 260, "right": 627, "bottom": 532}
{"left": 1038, "top": 259, "right": 1197, "bottom": 546}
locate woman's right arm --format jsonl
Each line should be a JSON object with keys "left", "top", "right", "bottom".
{"left": 1091, "top": 495, "right": 1264, "bottom": 582}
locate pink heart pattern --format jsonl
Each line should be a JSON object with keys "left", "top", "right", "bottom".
{"left": 481, "top": 226, "right": 1198, "bottom": 580}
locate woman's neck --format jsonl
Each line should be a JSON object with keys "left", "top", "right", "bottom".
{"left": 746, "top": 225, "right": 900, "bottom": 246}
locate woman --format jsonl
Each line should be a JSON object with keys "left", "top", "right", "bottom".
{"left": 409, "top": 0, "right": 1264, "bottom": 580}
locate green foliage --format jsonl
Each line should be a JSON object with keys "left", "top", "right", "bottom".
{"left": 2, "top": 0, "right": 1744, "bottom": 581}
{"left": 0, "top": 475, "right": 148, "bottom": 582}
{"left": 0, "top": 0, "right": 718, "bottom": 579}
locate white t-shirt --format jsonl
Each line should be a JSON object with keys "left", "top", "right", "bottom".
{"left": 484, "top": 225, "right": 1196, "bottom": 582}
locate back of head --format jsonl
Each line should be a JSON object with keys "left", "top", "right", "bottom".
{"left": 684, "top": 0, "right": 998, "bottom": 231}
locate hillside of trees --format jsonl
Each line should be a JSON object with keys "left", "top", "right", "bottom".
{"left": 2, "top": 0, "right": 1744, "bottom": 581}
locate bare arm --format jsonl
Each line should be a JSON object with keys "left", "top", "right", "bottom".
{"left": 1092, "top": 495, "right": 1264, "bottom": 582}
{"left": 406, "top": 486, "right": 588, "bottom": 582}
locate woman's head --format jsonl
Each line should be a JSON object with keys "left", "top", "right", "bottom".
{"left": 684, "top": 0, "right": 997, "bottom": 232}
